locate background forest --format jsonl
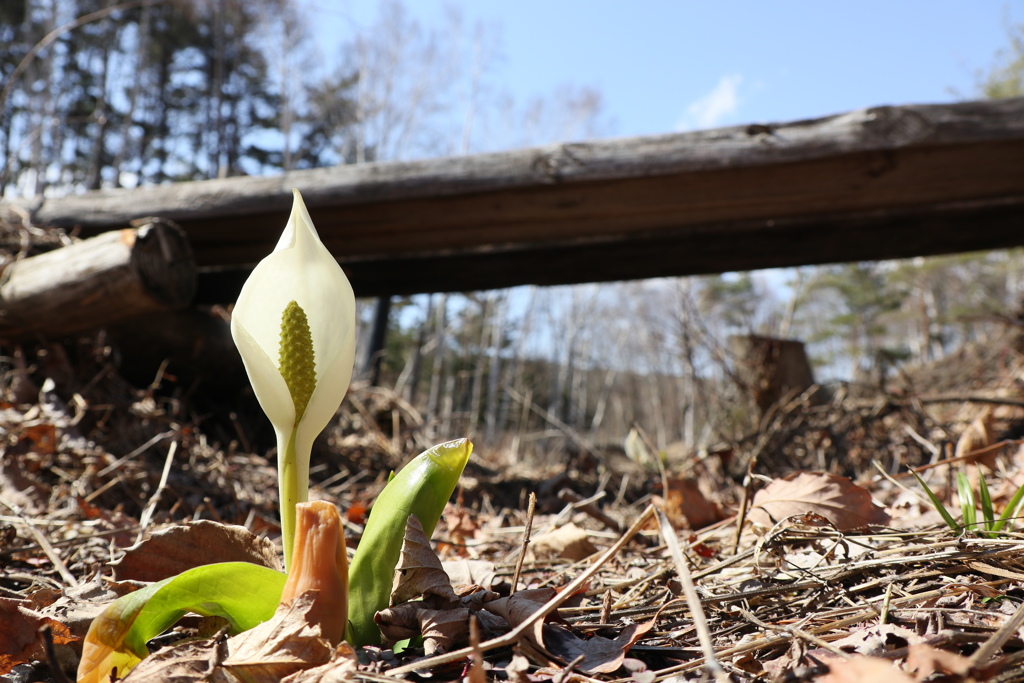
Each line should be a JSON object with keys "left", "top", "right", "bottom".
{"left": 3, "top": 0, "right": 1024, "bottom": 461}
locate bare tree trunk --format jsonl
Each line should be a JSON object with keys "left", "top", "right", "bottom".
{"left": 426, "top": 293, "right": 447, "bottom": 420}
{"left": 86, "top": 9, "right": 116, "bottom": 191}
{"left": 484, "top": 293, "right": 504, "bottom": 441}
{"left": 569, "top": 336, "right": 590, "bottom": 431}
{"left": 210, "top": 0, "right": 226, "bottom": 178}
{"left": 499, "top": 287, "right": 535, "bottom": 434}
{"left": 467, "top": 296, "right": 490, "bottom": 438}
{"left": 406, "top": 296, "right": 431, "bottom": 407}
{"left": 29, "top": 0, "right": 58, "bottom": 197}
{"left": 112, "top": 0, "right": 152, "bottom": 186}
{"left": 441, "top": 373, "right": 455, "bottom": 438}
{"left": 364, "top": 296, "right": 392, "bottom": 386}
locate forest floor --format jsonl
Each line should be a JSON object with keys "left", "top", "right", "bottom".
{"left": 5, "top": 324, "right": 1024, "bottom": 683}
{"left": 4, "top": 202, "right": 1024, "bottom": 683}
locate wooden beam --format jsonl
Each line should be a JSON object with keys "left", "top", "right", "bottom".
{"left": 10, "top": 97, "right": 1024, "bottom": 298}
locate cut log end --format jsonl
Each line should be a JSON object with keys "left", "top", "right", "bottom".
{"left": 0, "top": 220, "right": 197, "bottom": 340}
{"left": 131, "top": 220, "right": 198, "bottom": 308}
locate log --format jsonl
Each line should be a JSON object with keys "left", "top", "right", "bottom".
{"left": 0, "top": 219, "right": 196, "bottom": 339}
{"left": 8, "top": 97, "right": 1024, "bottom": 297}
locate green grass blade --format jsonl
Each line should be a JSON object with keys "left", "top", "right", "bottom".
{"left": 976, "top": 467, "right": 994, "bottom": 532}
{"left": 910, "top": 469, "right": 960, "bottom": 532}
{"left": 994, "top": 480, "right": 1024, "bottom": 533}
{"left": 956, "top": 471, "right": 976, "bottom": 532}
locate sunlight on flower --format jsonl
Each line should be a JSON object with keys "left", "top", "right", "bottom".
{"left": 230, "top": 189, "right": 355, "bottom": 569}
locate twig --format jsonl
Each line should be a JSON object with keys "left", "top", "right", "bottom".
{"left": 136, "top": 440, "right": 178, "bottom": 543}
{"left": 558, "top": 488, "right": 621, "bottom": 533}
{"left": 387, "top": 505, "right": 657, "bottom": 676}
{"left": 0, "top": 501, "right": 78, "bottom": 587}
{"left": 970, "top": 600, "right": 1024, "bottom": 667}
{"left": 733, "top": 452, "right": 758, "bottom": 553}
{"left": 734, "top": 607, "right": 851, "bottom": 660}
{"left": 552, "top": 654, "right": 586, "bottom": 683}
{"left": 96, "top": 429, "right": 175, "bottom": 477}
{"left": 902, "top": 424, "right": 941, "bottom": 458}
{"left": 510, "top": 492, "right": 536, "bottom": 593}
{"left": 918, "top": 395, "right": 1024, "bottom": 408}
{"left": 467, "top": 616, "right": 486, "bottom": 683}
{"left": 907, "top": 439, "right": 1020, "bottom": 474}
{"left": 38, "top": 624, "right": 72, "bottom": 683}
{"left": 655, "top": 506, "right": 728, "bottom": 682}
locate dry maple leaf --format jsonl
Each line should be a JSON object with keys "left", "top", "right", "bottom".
{"left": 748, "top": 472, "right": 890, "bottom": 531}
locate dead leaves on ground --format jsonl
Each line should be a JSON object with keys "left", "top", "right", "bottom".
{"left": 111, "top": 520, "right": 283, "bottom": 582}
{"left": 0, "top": 599, "right": 76, "bottom": 675}
{"left": 749, "top": 471, "right": 890, "bottom": 531}
{"left": 375, "top": 515, "right": 652, "bottom": 674}
{"left": 120, "top": 592, "right": 356, "bottom": 683}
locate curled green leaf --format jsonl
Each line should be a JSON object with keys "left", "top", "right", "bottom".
{"left": 347, "top": 438, "right": 472, "bottom": 647}
{"left": 77, "top": 562, "right": 286, "bottom": 683}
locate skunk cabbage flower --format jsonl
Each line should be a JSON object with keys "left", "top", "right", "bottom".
{"left": 231, "top": 189, "right": 355, "bottom": 569}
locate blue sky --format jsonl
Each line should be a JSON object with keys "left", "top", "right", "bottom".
{"left": 306, "top": 1, "right": 1020, "bottom": 141}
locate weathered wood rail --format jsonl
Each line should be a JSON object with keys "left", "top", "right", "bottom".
{"left": 10, "top": 96, "right": 1024, "bottom": 300}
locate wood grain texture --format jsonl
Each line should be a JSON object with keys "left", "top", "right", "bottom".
{"left": 7, "top": 97, "right": 1024, "bottom": 298}
{"left": 0, "top": 220, "right": 196, "bottom": 338}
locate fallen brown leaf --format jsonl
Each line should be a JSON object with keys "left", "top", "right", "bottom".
{"left": 221, "top": 592, "right": 334, "bottom": 683}
{"left": 904, "top": 642, "right": 973, "bottom": 680}
{"left": 280, "top": 645, "right": 358, "bottom": 683}
{"left": 443, "top": 501, "right": 480, "bottom": 553}
{"left": 375, "top": 602, "right": 422, "bottom": 643}
{"left": 120, "top": 633, "right": 233, "bottom": 683}
{"left": 955, "top": 409, "right": 997, "bottom": 468}
{"left": 818, "top": 656, "right": 915, "bottom": 683}
{"left": 658, "top": 476, "right": 723, "bottom": 530}
{"left": 0, "top": 598, "right": 77, "bottom": 675}
{"left": 391, "top": 515, "right": 458, "bottom": 606}
{"left": 541, "top": 619, "right": 654, "bottom": 674}
{"left": 442, "top": 559, "right": 497, "bottom": 591}
{"left": 748, "top": 472, "right": 890, "bottom": 531}
{"left": 530, "top": 523, "right": 598, "bottom": 561}
{"left": 111, "top": 520, "right": 283, "bottom": 582}
{"left": 483, "top": 588, "right": 652, "bottom": 675}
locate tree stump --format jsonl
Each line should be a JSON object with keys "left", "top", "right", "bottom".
{"left": 730, "top": 335, "right": 816, "bottom": 416}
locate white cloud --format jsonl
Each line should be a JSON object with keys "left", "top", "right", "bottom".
{"left": 677, "top": 74, "right": 743, "bottom": 131}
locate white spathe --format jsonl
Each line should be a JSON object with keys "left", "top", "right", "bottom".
{"left": 231, "top": 189, "right": 355, "bottom": 497}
